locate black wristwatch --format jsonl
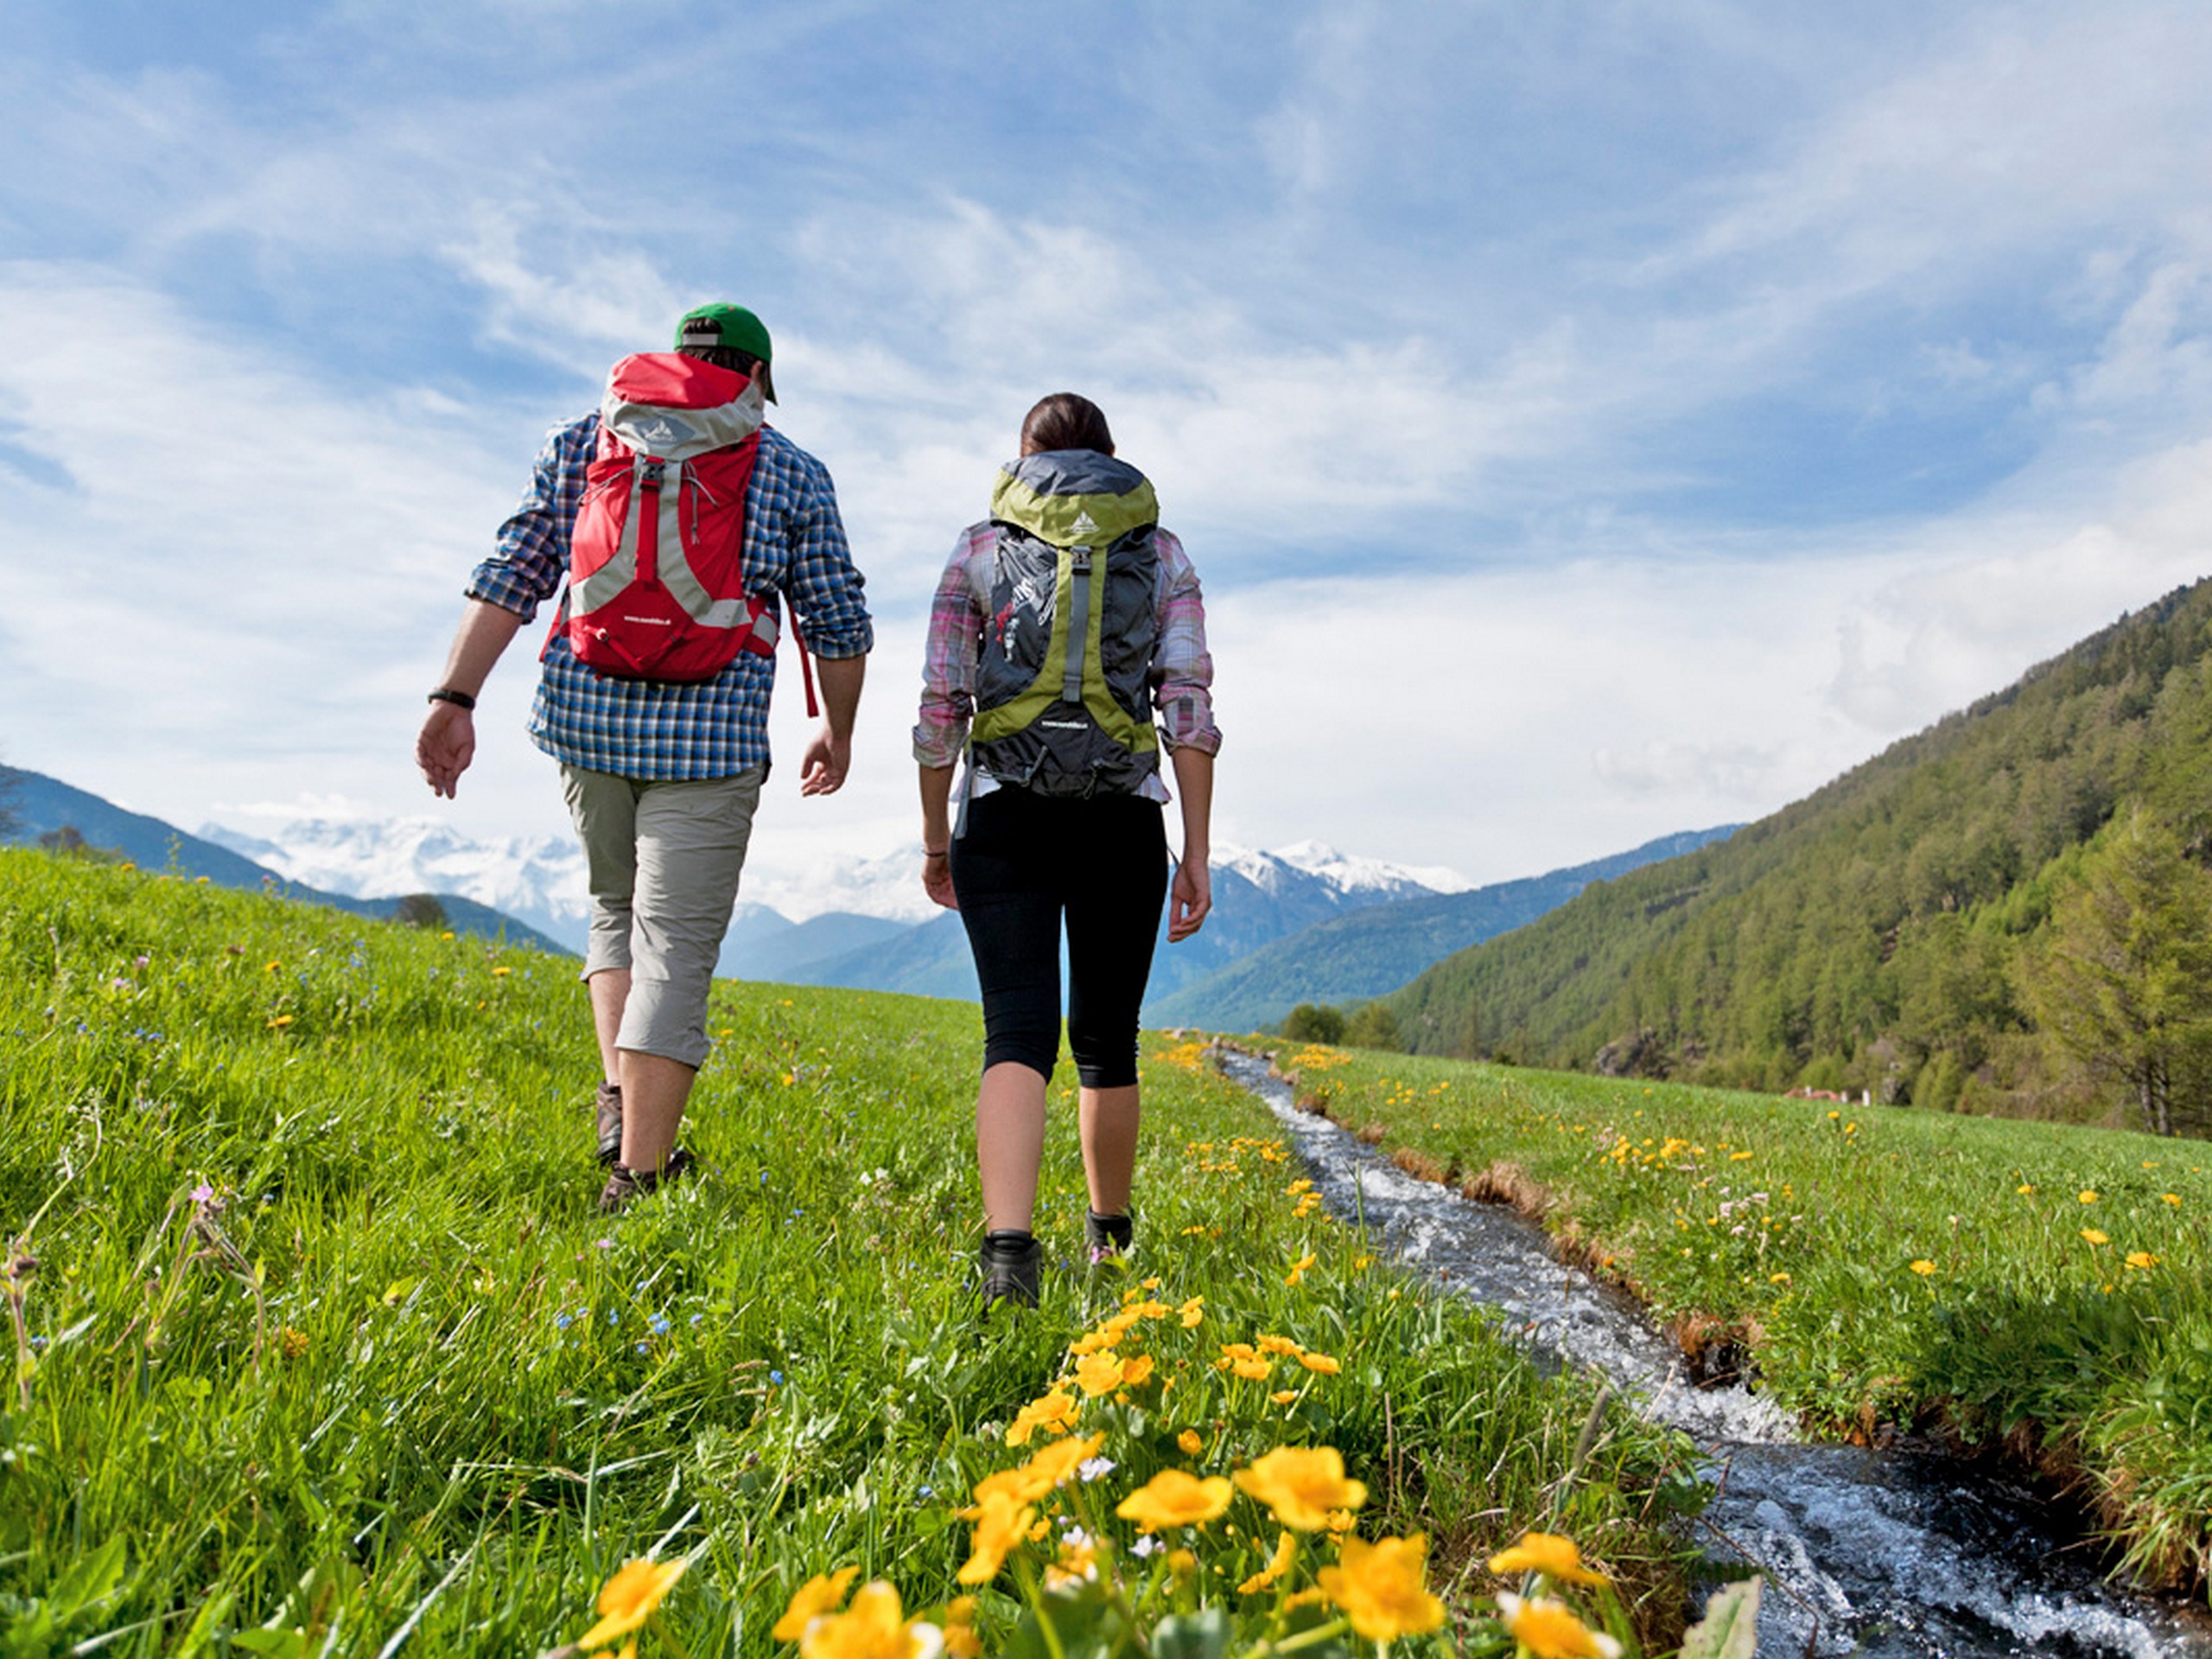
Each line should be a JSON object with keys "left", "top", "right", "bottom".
{"left": 427, "top": 688, "right": 477, "bottom": 711}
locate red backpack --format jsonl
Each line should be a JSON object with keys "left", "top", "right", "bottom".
{"left": 557, "top": 353, "right": 814, "bottom": 708}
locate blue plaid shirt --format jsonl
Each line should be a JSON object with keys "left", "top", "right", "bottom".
{"left": 467, "top": 413, "right": 874, "bottom": 779}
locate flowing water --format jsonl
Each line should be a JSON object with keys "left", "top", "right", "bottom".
{"left": 1216, "top": 1050, "right": 2212, "bottom": 1658}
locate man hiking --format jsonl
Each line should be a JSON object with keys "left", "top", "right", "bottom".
{"left": 416, "top": 302, "right": 872, "bottom": 1213}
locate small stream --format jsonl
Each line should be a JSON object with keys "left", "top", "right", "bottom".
{"left": 1217, "top": 1051, "right": 2212, "bottom": 1658}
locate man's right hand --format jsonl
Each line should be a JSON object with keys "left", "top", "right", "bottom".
{"left": 417, "top": 703, "right": 476, "bottom": 798}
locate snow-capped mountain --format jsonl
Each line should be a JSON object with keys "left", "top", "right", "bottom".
{"left": 1215, "top": 840, "right": 1471, "bottom": 902}
{"left": 202, "top": 816, "right": 593, "bottom": 952}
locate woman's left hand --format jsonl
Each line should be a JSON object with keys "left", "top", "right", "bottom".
{"left": 923, "top": 850, "right": 959, "bottom": 910}
{"left": 1167, "top": 857, "right": 1211, "bottom": 941}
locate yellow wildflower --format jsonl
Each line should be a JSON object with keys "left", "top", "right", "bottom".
{"left": 1487, "top": 1531, "right": 1607, "bottom": 1586}
{"left": 1234, "top": 1446, "right": 1369, "bottom": 1531}
{"left": 1257, "top": 1334, "right": 1304, "bottom": 1357}
{"left": 2081, "top": 1229, "right": 2109, "bottom": 1246}
{"left": 491, "top": 965, "right": 512, "bottom": 977}
{"left": 1495, "top": 1592, "right": 1623, "bottom": 1659}
{"left": 1237, "top": 1530, "right": 1299, "bottom": 1594}
{"left": 1046, "top": 1532, "right": 1100, "bottom": 1590}
{"left": 1316, "top": 1535, "right": 1446, "bottom": 1643}
{"left": 1298, "top": 1351, "right": 1341, "bottom": 1375}
{"left": 1270, "top": 1389, "right": 1299, "bottom": 1405}
{"left": 1116, "top": 1469, "right": 1234, "bottom": 1531}
{"left": 799, "top": 1582, "right": 935, "bottom": 1659}
{"left": 2126, "top": 1250, "right": 2158, "bottom": 1269}
{"left": 1325, "top": 1510, "right": 1357, "bottom": 1534}
{"left": 2164, "top": 1193, "right": 2182, "bottom": 1206}
{"left": 970, "top": 1433, "right": 1107, "bottom": 1509}
{"left": 267, "top": 1014, "right": 294, "bottom": 1029}
{"left": 1122, "top": 1353, "right": 1157, "bottom": 1387}
{"left": 1006, "top": 1388, "right": 1078, "bottom": 1447}
{"left": 2017, "top": 1184, "right": 2035, "bottom": 1195}
{"left": 1178, "top": 1428, "right": 1205, "bottom": 1457}
{"left": 2080, "top": 1189, "right": 2099, "bottom": 1204}
{"left": 1231, "top": 1357, "right": 1271, "bottom": 1381}
{"left": 773, "top": 1567, "right": 860, "bottom": 1642}
{"left": 941, "top": 1598, "right": 980, "bottom": 1659}
{"left": 1179, "top": 1297, "right": 1205, "bottom": 1328}
{"left": 957, "top": 1491, "right": 1034, "bottom": 1586}
{"left": 1284, "top": 1252, "right": 1318, "bottom": 1288}
{"left": 1075, "top": 1350, "right": 1128, "bottom": 1398}
{"left": 1166, "top": 1549, "right": 1198, "bottom": 1580}
{"left": 1909, "top": 1260, "right": 1936, "bottom": 1276}
{"left": 576, "top": 1558, "right": 687, "bottom": 1650}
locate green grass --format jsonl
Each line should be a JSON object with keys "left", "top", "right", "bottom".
{"left": 1271, "top": 1039, "right": 2212, "bottom": 1598}
{"left": 0, "top": 850, "right": 1694, "bottom": 1656}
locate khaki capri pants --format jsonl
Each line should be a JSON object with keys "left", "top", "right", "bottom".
{"left": 559, "top": 764, "right": 764, "bottom": 1070}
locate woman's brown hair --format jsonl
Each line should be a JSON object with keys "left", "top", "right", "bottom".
{"left": 1020, "top": 392, "right": 1115, "bottom": 456}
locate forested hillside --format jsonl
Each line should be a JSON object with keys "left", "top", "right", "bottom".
{"left": 1389, "top": 579, "right": 2212, "bottom": 1135}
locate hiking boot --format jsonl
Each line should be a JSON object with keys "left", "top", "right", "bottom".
{"left": 596, "top": 1147, "right": 694, "bottom": 1215}
{"left": 978, "top": 1230, "right": 1043, "bottom": 1310}
{"left": 1085, "top": 1210, "right": 1134, "bottom": 1265}
{"left": 594, "top": 1081, "right": 623, "bottom": 1167}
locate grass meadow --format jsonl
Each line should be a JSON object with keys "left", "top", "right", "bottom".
{"left": 1275, "top": 1041, "right": 2212, "bottom": 1599}
{"left": 0, "top": 850, "right": 1698, "bottom": 1658}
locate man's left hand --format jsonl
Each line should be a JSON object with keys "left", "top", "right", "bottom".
{"left": 798, "top": 727, "right": 851, "bottom": 796}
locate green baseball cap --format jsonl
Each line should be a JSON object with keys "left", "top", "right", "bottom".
{"left": 674, "top": 303, "right": 776, "bottom": 402}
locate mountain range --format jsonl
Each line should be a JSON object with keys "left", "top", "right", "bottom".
{"left": 10, "top": 766, "right": 1738, "bottom": 1038}
{"left": 1149, "top": 826, "right": 1738, "bottom": 1032}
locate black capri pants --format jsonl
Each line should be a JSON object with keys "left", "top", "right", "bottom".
{"left": 949, "top": 785, "right": 1170, "bottom": 1089}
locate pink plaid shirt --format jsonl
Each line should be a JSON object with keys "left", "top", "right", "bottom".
{"left": 913, "top": 520, "right": 1220, "bottom": 803}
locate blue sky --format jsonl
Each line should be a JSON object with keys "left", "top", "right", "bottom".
{"left": 7, "top": 2, "right": 2212, "bottom": 890}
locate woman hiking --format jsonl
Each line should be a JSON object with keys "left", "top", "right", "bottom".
{"left": 914, "top": 392, "right": 1219, "bottom": 1308}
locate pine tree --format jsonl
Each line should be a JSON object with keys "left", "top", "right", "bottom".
{"left": 2021, "top": 813, "right": 2212, "bottom": 1135}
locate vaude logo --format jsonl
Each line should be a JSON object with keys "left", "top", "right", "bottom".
{"left": 1070, "top": 510, "right": 1100, "bottom": 534}
{"left": 622, "top": 615, "right": 673, "bottom": 626}
{"left": 639, "top": 417, "right": 677, "bottom": 442}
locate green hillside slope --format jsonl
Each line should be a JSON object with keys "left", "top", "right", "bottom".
{"left": 4, "top": 766, "right": 569, "bottom": 955}
{"left": 0, "top": 849, "right": 1685, "bottom": 1656}
{"left": 1389, "top": 579, "right": 2212, "bottom": 1130}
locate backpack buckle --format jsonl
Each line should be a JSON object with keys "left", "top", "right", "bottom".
{"left": 638, "top": 457, "right": 666, "bottom": 491}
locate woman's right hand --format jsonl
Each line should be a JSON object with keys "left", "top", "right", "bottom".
{"left": 923, "top": 849, "right": 959, "bottom": 910}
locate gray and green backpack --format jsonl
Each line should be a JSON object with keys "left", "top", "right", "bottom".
{"left": 968, "top": 450, "right": 1161, "bottom": 798}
